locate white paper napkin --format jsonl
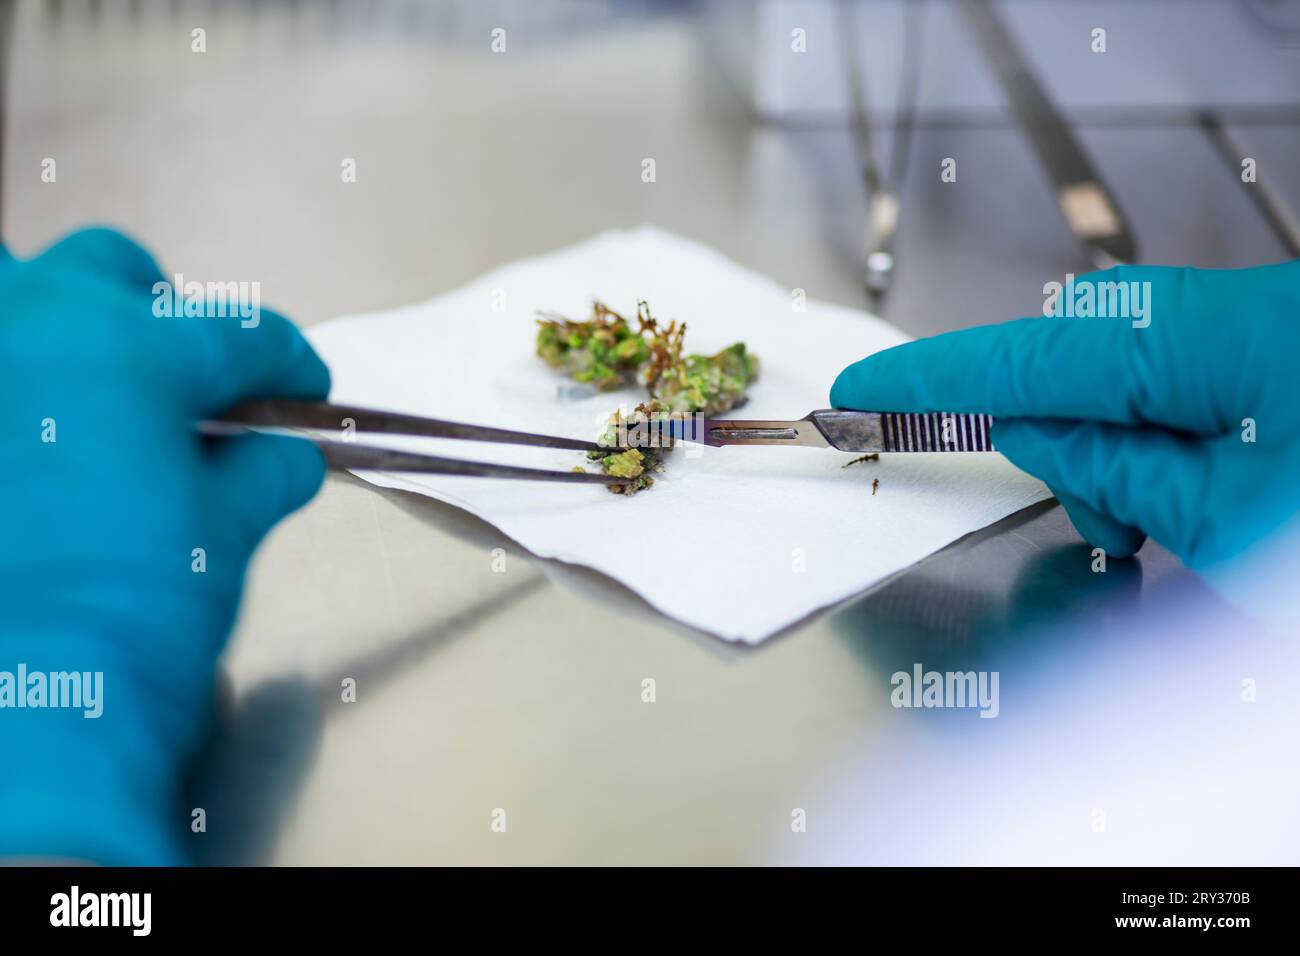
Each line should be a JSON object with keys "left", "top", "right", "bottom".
{"left": 307, "top": 227, "right": 1050, "bottom": 643}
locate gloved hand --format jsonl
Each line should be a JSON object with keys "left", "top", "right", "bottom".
{"left": 0, "top": 228, "right": 328, "bottom": 864}
{"left": 831, "top": 261, "right": 1300, "bottom": 567}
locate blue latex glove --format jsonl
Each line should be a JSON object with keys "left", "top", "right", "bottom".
{"left": 0, "top": 228, "right": 328, "bottom": 864}
{"left": 831, "top": 261, "right": 1300, "bottom": 566}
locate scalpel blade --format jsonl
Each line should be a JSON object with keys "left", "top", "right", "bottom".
{"left": 668, "top": 410, "right": 997, "bottom": 453}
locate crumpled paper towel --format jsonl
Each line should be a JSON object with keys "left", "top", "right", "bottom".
{"left": 307, "top": 227, "right": 1049, "bottom": 643}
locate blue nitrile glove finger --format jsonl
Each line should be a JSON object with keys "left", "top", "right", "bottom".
{"left": 0, "top": 227, "right": 328, "bottom": 864}
{"left": 830, "top": 261, "right": 1300, "bottom": 565}
{"left": 832, "top": 262, "right": 1300, "bottom": 432}
{"left": 168, "top": 304, "right": 331, "bottom": 415}
{"left": 37, "top": 225, "right": 169, "bottom": 292}
{"left": 181, "top": 302, "right": 330, "bottom": 549}
{"left": 208, "top": 431, "right": 326, "bottom": 552}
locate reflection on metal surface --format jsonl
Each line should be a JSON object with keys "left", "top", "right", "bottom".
{"left": 835, "top": 541, "right": 1145, "bottom": 673}
{"left": 189, "top": 575, "right": 546, "bottom": 864}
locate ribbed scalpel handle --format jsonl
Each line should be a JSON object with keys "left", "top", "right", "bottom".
{"left": 808, "top": 410, "right": 996, "bottom": 453}
{"left": 879, "top": 412, "right": 996, "bottom": 452}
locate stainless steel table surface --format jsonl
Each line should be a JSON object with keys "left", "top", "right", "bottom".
{"left": 8, "top": 1, "right": 1298, "bottom": 864}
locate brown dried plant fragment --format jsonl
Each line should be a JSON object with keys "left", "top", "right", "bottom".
{"left": 842, "top": 453, "right": 880, "bottom": 468}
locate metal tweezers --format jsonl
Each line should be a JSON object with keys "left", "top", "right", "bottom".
{"left": 209, "top": 399, "right": 629, "bottom": 486}
{"left": 208, "top": 401, "right": 997, "bottom": 486}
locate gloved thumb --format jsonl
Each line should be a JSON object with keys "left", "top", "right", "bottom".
{"left": 992, "top": 417, "right": 1215, "bottom": 564}
{"left": 1049, "top": 487, "right": 1147, "bottom": 559}
{"left": 206, "top": 432, "right": 326, "bottom": 553}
